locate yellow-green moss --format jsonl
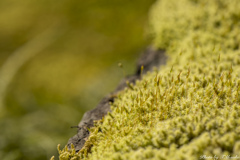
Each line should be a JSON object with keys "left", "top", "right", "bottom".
{"left": 53, "top": 0, "right": 240, "bottom": 159}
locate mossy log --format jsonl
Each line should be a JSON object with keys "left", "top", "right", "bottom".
{"left": 53, "top": 0, "right": 240, "bottom": 159}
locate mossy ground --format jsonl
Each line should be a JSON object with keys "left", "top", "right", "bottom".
{"left": 55, "top": 0, "right": 240, "bottom": 159}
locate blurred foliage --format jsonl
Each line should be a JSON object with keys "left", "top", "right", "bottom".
{"left": 0, "top": 0, "right": 155, "bottom": 160}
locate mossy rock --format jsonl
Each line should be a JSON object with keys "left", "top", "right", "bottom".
{"left": 52, "top": 0, "right": 240, "bottom": 159}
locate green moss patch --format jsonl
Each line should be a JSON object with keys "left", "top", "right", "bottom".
{"left": 54, "top": 0, "right": 240, "bottom": 159}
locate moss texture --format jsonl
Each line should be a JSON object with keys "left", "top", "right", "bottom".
{"left": 53, "top": 0, "right": 240, "bottom": 159}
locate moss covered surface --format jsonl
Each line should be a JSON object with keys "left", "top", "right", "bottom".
{"left": 54, "top": 0, "right": 240, "bottom": 159}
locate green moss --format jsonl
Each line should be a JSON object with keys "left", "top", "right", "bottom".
{"left": 54, "top": 0, "right": 240, "bottom": 159}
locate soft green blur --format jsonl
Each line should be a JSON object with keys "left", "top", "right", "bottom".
{"left": 0, "top": 0, "right": 155, "bottom": 160}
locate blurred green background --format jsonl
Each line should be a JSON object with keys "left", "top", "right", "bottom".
{"left": 0, "top": 0, "right": 155, "bottom": 159}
